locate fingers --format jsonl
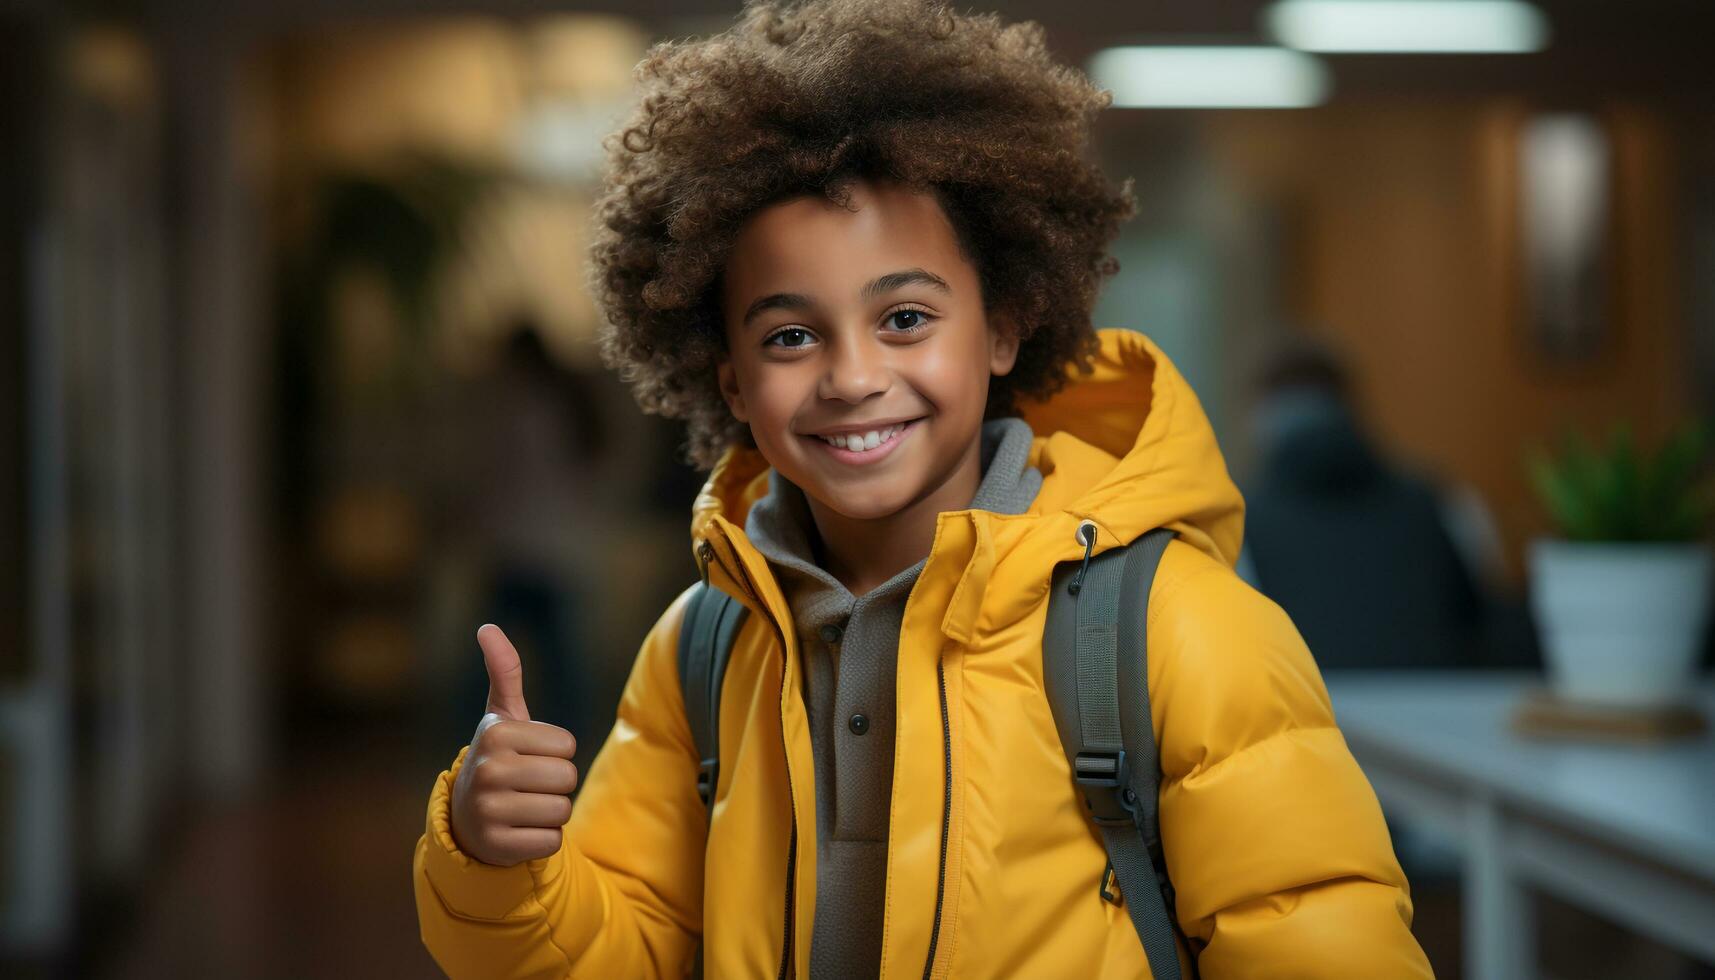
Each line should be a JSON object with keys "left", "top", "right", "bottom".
{"left": 481, "top": 718, "right": 577, "bottom": 760}
{"left": 497, "top": 754, "right": 581, "bottom": 795}
{"left": 481, "top": 790, "right": 574, "bottom": 829}
{"left": 479, "top": 624, "right": 530, "bottom": 721}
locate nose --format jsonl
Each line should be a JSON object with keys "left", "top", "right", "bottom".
{"left": 818, "top": 332, "right": 890, "bottom": 404}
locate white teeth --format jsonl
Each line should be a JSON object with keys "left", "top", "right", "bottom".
{"left": 819, "top": 422, "right": 906, "bottom": 453}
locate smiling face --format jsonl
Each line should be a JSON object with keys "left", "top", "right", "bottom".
{"left": 716, "top": 180, "right": 1019, "bottom": 522}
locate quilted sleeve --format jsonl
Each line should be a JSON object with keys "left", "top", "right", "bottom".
{"left": 1147, "top": 546, "right": 1434, "bottom": 979}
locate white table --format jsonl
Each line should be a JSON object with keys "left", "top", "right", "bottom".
{"left": 1325, "top": 672, "right": 1715, "bottom": 980}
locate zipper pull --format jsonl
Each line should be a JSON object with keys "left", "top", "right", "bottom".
{"left": 1068, "top": 520, "right": 1098, "bottom": 596}
{"left": 697, "top": 540, "right": 715, "bottom": 586}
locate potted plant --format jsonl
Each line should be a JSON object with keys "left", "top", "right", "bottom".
{"left": 1527, "top": 423, "right": 1715, "bottom": 706}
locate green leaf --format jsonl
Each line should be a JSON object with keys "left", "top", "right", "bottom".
{"left": 1530, "top": 438, "right": 1593, "bottom": 539}
{"left": 1526, "top": 421, "right": 1714, "bottom": 542}
{"left": 1641, "top": 423, "right": 1707, "bottom": 539}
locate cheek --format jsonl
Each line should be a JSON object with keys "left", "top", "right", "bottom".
{"left": 911, "top": 336, "right": 992, "bottom": 419}
{"left": 743, "top": 366, "right": 815, "bottom": 442}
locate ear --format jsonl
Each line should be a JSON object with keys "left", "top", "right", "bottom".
{"left": 987, "top": 312, "right": 1021, "bottom": 378}
{"left": 716, "top": 357, "right": 749, "bottom": 423}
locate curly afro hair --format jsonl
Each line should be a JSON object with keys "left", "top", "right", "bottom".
{"left": 591, "top": 0, "right": 1135, "bottom": 470}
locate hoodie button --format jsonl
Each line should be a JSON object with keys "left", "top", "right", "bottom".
{"left": 849, "top": 713, "right": 870, "bottom": 736}
{"left": 819, "top": 623, "right": 843, "bottom": 645}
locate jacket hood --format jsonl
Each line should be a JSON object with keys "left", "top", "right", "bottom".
{"left": 691, "top": 327, "right": 1245, "bottom": 570}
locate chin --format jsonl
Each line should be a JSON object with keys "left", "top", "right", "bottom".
{"left": 801, "top": 473, "right": 921, "bottom": 522}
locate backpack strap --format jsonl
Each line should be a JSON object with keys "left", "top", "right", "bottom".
{"left": 676, "top": 581, "right": 748, "bottom": 817}
{"left": 1043, "top": 525, "right": 1190, "bottom": 979}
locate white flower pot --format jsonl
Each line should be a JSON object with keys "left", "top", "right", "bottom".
{"left": 1529, "top": 539, "right": 1713, "bottom": 707}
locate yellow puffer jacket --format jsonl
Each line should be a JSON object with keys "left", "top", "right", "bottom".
{"left": 414, "top": 328, "right": 1433, "bottom": 979}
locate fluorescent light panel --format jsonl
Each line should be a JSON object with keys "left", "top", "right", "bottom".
{"left": 1089, "top": 46, "right": 1331, "bottom": 109}
{"left": 1265, "top": 0, "right": 1549, "bottom": 53}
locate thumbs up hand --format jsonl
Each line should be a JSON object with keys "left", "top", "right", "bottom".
{"left": 449, "top": 625, "right": 580, "bottom": 867}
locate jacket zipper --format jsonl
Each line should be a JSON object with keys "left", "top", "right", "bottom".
{"left": 698, "top": 537, "right": 799, "bottom": 979}
{"left": 920, "top": 657, "right": 952, "bottom": 979}
{"left": 776, "top": 604, "right": 798, "bottom": 980}
{"left": 778, "top": 819, "right": 798, "bottom": 978}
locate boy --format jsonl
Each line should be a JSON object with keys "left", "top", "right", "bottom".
{"left": 413, "top": 1, "right": 1433, "bottom": 977}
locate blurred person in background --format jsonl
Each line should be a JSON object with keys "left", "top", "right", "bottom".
{"left": 1237, "top": 336, "right": 1500, "bottom": 671}
{"left": 451, "top": 322, "right": 607, "bottom": 746}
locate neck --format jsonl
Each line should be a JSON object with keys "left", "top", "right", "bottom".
{"left": 804, "top": 437, "right": 984, "bottom": 597}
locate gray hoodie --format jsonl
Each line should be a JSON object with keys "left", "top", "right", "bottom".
{"left": 744, "top": 417, "right": 1042, "bottom": 978}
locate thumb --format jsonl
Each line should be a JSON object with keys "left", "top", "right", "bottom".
{"left": 478, "top": 624, "right": 530, "bottom": 721}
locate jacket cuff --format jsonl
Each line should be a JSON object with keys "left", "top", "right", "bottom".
{"left": 420, "top": 744, "right": 562, "bottom": 920}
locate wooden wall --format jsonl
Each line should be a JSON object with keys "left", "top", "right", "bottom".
{"left": 1206, "top": 101, "right": 1693, "bottom": 583}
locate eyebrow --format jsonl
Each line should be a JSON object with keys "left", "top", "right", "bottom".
{"left": 861, "top": 267, "right": 950, "bottom": 300}
{"left": 740, "top": 267, "right": 952, "bottom": 328}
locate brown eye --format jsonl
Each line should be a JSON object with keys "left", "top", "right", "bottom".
{"left": 886, "top": 309, "right": 931, "bottom": 332}
{"left": 766, "top": 327, "right": 813, "bottom": 348}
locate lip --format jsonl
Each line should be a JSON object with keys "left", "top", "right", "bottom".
{"left": 804, "top": 416, "right": 924, "bottom": 439}
{"left": 802, "top": 417, "right": 922, "bottom": 467}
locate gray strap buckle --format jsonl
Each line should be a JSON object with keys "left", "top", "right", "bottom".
{"left": 1074, "top": 750, "right": 1138, "bottom": 827}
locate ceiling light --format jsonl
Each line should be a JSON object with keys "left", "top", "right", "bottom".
{"left": 1264, "top": 0, "right": 1549, "bottom": 53}
{"left": 1089, "top": 46, "right": 1331, "bottom": 109}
